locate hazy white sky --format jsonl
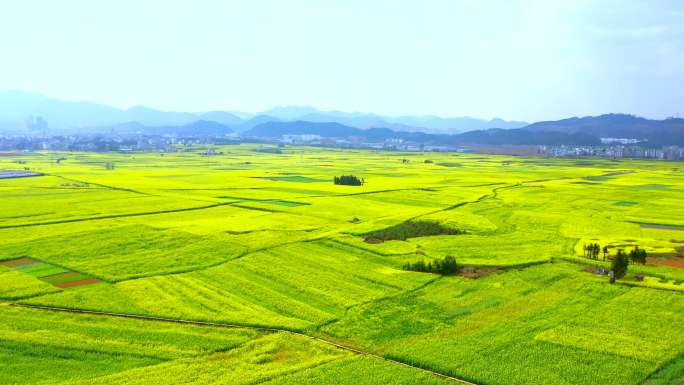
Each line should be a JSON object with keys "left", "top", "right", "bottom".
{"left": 1, "top": 0, "right": 682, "bottom": 121}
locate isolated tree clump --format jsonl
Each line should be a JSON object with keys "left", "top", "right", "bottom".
{"left": 364, "top": 220, "right": 465, "bottom": 242}
{"left": 334, "top": 175, "right": 364, "bottom": 186}
{"left": 403, "top": 255, "right": 458, "bottom": 275}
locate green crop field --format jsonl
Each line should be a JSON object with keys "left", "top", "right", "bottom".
{"left": 1, "top": 145, "right": 684, "bottom": 385}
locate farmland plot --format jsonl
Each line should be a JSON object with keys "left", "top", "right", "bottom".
{"left": 2, "top": 146, "right": 684, "bottom": 385}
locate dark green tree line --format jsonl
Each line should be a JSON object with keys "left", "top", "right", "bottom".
{"left": 402, "top": 256, "right": 458, "bottom": 275}
{"left": 334, "top": 175, "right": 364, "bottom": 186}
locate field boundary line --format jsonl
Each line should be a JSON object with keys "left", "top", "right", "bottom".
{"left": 11, "top": 303, "right": 478, "bottom": 385}
{"left": 49, "top": 174, "right": 153, "bottom": 196}
{"left": 0, "top": 202, "right": 236, "bottom": 229}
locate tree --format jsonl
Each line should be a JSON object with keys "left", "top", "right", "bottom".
{"left": 402, "top": 256, "right": 459, "bottom": 275}
{"left": 639, "top": 249, "right": 647, "bottom": 264}
{"left": 334, "top": 175, "right": 363, "bottom": 186}
{"left": 630, "top": 246, "right": 647, "bottom": 265}
{"left": 584, "top": 243, "right": 601, "bottom": 259}
{"left": 611, "top": 249, "right": 629, "bottom": 282}
{"left": 438, "top": 256, "right": 458, "bottom": 275}
{"left": 602, "top": 246, "right": 608, "bottom": 261}
{"left": 629, "top": 246, "right": 639, "bottom": 264}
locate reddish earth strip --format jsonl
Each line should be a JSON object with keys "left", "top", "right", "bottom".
{"left": 54, "top": 278, "right": 101, "bottom": 288}
{"left": 40, "top": 271, "right": 80, "bottom": 280}
{"left": 0, "top": 257, "right": 38, "bottom": 268}
{"left": 648, "top": 252, "right": 679, "bottom": 258}
{"left": 647, "top": 256, "right": 684, "bottom": 269}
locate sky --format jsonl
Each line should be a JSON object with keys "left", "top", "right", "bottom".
{"left": 0, "top": 0, "right": 682, "bottom": 122}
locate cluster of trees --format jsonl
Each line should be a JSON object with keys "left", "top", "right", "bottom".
{"left": 402, "top": 256, "right": 458, "bottom": 275}
{"left": 334, "top": 175, "right": 364, "bottom": 186}
{"left": 364, "top": 220, "right": 465, "bottom": 242}
{"left": 629, "top": 245, "right": 648, "bottom": 265}
{"left": 583, "top": 243, "right": 648, "bottom": 264}
{"left": 609, "top": 246, "right": 647, "bottom": 283}
{"left": 583, "top": 243, "right": 608, "bottom": 260}
{"left": 582, "top": 243, "right": 650, "bottom": 283}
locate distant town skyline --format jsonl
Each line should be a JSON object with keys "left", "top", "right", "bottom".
{"left": 1, "top": 0, "right": 682, "bottom": 121}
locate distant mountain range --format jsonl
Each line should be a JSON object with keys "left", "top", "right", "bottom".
{"left": 1, "top": 91, "right": 683, "bottom": 146}
{"left": 245, "top": 121, "right": 602, "bottom": 146}
{"left": 0, "top": 90, "right": 526, "bottom": 134}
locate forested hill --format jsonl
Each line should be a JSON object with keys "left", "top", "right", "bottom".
{"left": 524, "top": 114, "right": 684, "bottom": 145}
{"left": 245, "top": 121, "right": 602, "bottom": 146}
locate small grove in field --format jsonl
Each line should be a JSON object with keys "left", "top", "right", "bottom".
{"left": 401, "top": 255, "right": 459, "bottom": 275}
{"left": 363, "top": 220, "right": 465, "bottom": 243}
{"left": 0, "top": 145, "right": 683, "bottom": 385}
{"left": 334, "top": 175, "right": 364, "bottom": 186}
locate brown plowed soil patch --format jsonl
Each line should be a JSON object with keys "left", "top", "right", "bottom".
{"left": 647, "top": 256, "right": 684, "bottom": 269}
{"left": 40, "top": 271, "right": 80, "bottom": 280}
{"left": 55, "top": 278, "right": 101, "bottom": 288}
{"left": 649, "top": 252, "right": 679, "bottom": 258}
{"left": 458, "top": 267, "right": 500, "bottom": 279}
{"left": 0, "top": 153, "right": 18, "bottom": 157}
{"left": 0, "top": 257, "right": 38, "bottom": 268}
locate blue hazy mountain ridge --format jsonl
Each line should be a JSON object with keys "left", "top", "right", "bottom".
{"left": 261, "top": 105, "right": 528, "bottom": 133}
{"left": 0, "top": 90, "right": 195, "bottom": 128}
{"left": 0, "top": 91, "right": 526, "bottom": 134}
{"left": 233, "top": 115, "right": 283, "bottom": 132}
{"left": 2, "top": 91, "right": 683, "bottom": 145}
{"left": 244, "top": 121, "right": 602, "bottom": 146}
{"left": 197, "top": 111, "right": 244, "bottom": 126}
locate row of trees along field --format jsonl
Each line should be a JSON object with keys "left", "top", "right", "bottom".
{"left": 402, "top": 256, "right": 458, "bottom": 275}
{"left": 583, "top": 243, "right": 647, "bottom": 264}
{"left": 334, "top": 175, "right": 364, "bottom": 186}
